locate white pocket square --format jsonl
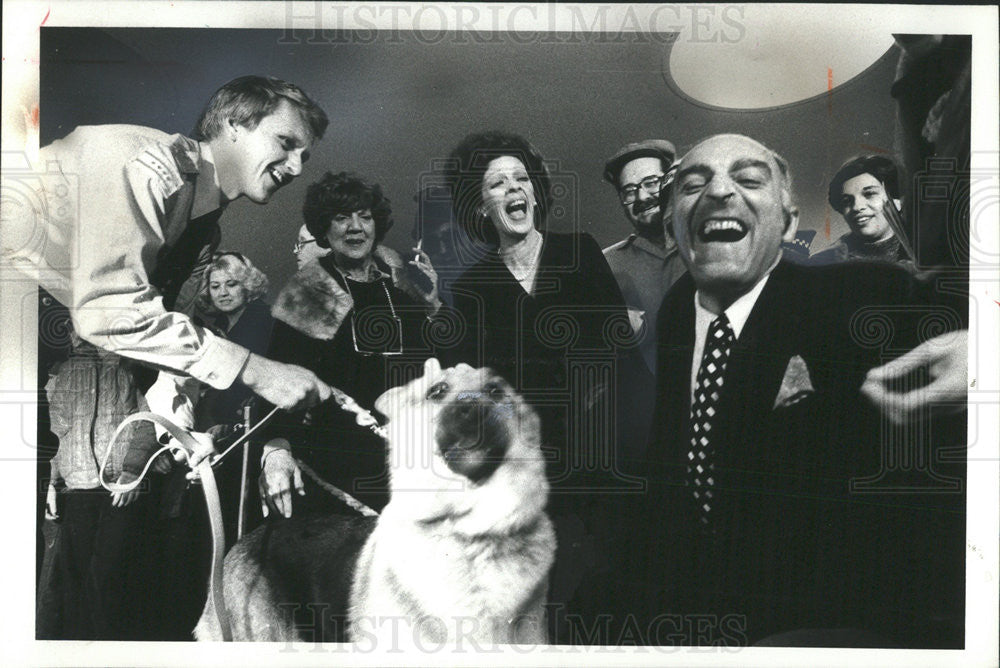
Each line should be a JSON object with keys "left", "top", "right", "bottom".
{"left": 773, "top": 354, "right": 815, "bottom": 409}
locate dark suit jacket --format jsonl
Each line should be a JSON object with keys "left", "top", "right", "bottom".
{"left": 635, "top": 260, "right": 966, "bottom": 647}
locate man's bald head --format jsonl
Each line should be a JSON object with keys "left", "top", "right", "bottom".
{"left": 669, "top": 134, "right": 800, "bottom": 313}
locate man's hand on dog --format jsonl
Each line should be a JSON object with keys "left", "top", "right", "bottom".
{"left": 260, "top": 444, "right": 304, "bottom": 518}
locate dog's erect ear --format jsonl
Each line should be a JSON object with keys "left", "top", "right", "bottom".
{"left": 374, "top": 357, "right": 445, "bottom": 417}
{"left": 374, "top": 385, "right": 402, "bottom": 417}
{"left": 424, "top": 357, "right": 442, "bottom": 378}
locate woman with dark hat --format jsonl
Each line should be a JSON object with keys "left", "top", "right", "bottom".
{"left": 811, "top": 155, "right": 911, "bottom": 266}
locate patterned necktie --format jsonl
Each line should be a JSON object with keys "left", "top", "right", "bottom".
{"left": 687, "top": 313, "right": 735, "bottom": 527}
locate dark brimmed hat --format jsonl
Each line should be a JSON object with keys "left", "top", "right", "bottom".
{"left": 603, "top": 139, "right": 677, "bottom": 187}
{"left": 827, "top": 155, "right": 900, "bottom": 207}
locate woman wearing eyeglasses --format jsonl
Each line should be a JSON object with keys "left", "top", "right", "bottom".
{"left": 260, "top": 171, "right": 439, "bottom": 517}
{"left": 441, "top": 131, "right": 634, "bottom": 644}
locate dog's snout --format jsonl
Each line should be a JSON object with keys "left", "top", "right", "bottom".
{"left": 436, "top": 392, "right": 511, "bottom": 483}
{"left": 453, "top": 396, "right": 480, "bottom": 420}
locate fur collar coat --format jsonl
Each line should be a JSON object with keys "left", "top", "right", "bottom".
{"left": 271, "top": 246, "right": 431, "bottom": 341}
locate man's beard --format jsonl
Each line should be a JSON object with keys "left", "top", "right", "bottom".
{"left": 631, "top": 201, "right": 663, "bottom": 238}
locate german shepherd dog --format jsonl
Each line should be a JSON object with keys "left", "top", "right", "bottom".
{"left": 194, "top": 358, "right": 555, "bottom": 647}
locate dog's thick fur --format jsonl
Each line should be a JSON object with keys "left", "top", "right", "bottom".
{"left": 194, "top": 359, "right": 555, "bottom": 647}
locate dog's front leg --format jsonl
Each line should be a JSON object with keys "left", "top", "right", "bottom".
{"left": 507, "top": 578, "right": 550, "bottom": 646}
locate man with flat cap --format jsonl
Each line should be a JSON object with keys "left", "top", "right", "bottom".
{"left": 603, "top": 140, "right": 687, "bottom": 375}
{"left": 601, "top": 141, "right": 687, "bottom": 464}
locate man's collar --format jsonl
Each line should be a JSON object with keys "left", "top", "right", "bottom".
{"left": 622, "top": 233, "right": 676, "bottom": 259}
{"left": 169, "top": 134, "right": 201, "bottom": 175}
{"left": 189, "top": 139, "right": 225, "bottom": 219}
{"left": 694, "top": 269, "right": 774, "bottom": 340}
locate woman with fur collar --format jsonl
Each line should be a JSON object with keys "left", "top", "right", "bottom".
{"left": 260, "top": 172, "right": 439, "bottom": 516}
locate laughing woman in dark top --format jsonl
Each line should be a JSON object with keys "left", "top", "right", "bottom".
{"left": 259, "top": 172, "right": 439, "bottom": 516}
{"left": 442, "top": 131, "right": 635, "bottom": 644}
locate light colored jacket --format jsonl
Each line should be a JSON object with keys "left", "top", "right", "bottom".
{"left": 4, "top": 125, "right": 248, "bottom": 390}
{"left": 46, "top": 342, "right": 160, "bottom": 489}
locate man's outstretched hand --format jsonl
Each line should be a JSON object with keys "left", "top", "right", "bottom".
{"left": 239, "top": 353, "right": 332, "bottom": 412}
{"left": 861, "top": 329, "right": 968, "bottom": 425}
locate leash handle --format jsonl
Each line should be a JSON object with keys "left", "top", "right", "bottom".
{"left": 211, "top": 405, "right": 281, "bottom": 467}
{"left": 98, "top": 412, "right": 208, "bottom": 493}
{"left": 95, "top": 385, "right": 386, "bottom": 641}
{"left": 99, "top": 412, "right": 233, "bottom": 642}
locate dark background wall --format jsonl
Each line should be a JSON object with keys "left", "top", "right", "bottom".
{"left": 40, "top": 27, "right": 900, "bottom": 296}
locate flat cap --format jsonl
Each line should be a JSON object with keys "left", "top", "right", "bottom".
{"left": 603, "top": 139, "right": 677, "bottom": 186}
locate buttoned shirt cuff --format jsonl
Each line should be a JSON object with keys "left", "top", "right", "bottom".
{"left": 188, "top": 335, "right": 252, "bottom": 390}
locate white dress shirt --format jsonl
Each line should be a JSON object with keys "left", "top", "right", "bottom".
{"left": 689, "top": 273, "right": 773, "bottom": 404}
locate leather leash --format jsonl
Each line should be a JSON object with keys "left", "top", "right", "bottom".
{"left": 99, "top": 385, "right": 390, "bottom": 641}
{"left": 99, "top": 412, "right": 234, "bottom": 642}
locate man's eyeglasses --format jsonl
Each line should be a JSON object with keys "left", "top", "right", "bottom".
{"left": 293, "top": 238, "right": 318, "bottom": 254}
{"left": 618, "top": 174, "right": 668, "bottom": 205}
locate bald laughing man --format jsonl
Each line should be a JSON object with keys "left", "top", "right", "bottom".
{"left": 632, "top": 134, "right": 966, "bottom": 648}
